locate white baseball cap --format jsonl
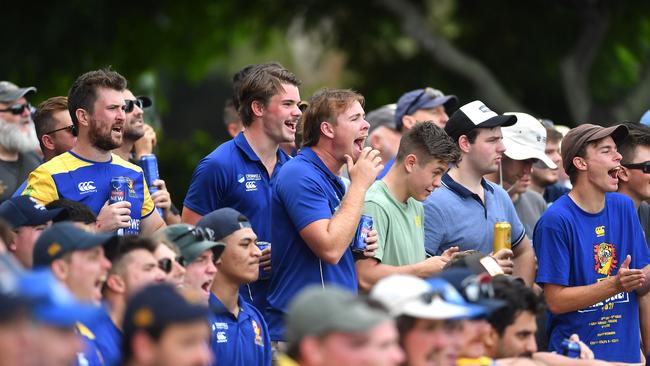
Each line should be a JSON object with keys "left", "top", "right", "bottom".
{"left": 502, "top": 112, "right": 557, "bottom": 169}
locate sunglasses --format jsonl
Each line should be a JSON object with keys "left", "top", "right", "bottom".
{"left": 123, "top": 99, "right": 145, "bottom": 113}
{"left": 158, "top": 256, "right": 187, "bottom": 273}
{"left": 44, "top": 124, "right": 75, "bottom": 136}
{"left": 0, "top": 102, "right": 32, "bottom": 115}
{"left": 460, "top": 273, "right": 495, "bottom": 303}
{"left": 168, "top": 226, "right": 215, "bottom": 244}
{"left": 403, "top": 87, "right": 444, "bottom": 116}
{"left": 622, "top": 161, "right": 650, "bottom": 174}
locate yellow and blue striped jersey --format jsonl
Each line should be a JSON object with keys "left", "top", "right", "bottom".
{"left": 22, "top": 151, "right": 154, "bottom": 232}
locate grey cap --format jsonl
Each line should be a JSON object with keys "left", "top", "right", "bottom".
{"left": 0, "top": 81, "right": 36, "bottom": 103}
{"left": 367, "top": 104, "right": 397, "bottom": 134}
{"left": 285, "top": 286, "right": 388, "bottom": 346}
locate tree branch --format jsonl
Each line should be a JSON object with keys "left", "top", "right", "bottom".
{"left": 612, "top": 55, "right": 650, "bottom": 121}
{"left": 559, "top": 0, "right": 609, "bottom": 121}
{"left": 376, "top": 0, "right": 525, "bottom": 112}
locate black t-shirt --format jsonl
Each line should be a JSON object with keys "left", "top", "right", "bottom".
{"left": 638, "top": 201, "right": 650, "bottom": 249}
{"left": 0, "top": 152, "right": 41, "bottom": 203}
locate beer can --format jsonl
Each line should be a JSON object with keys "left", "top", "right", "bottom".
{"left": 109, "top": 177, "right": 129, "bottom": 236}
{"left": 560, "top": 339, "right": 581, "bottom": 358}
{"left": 492, "top": 221, "right": 511, "bottom": 253}
{"left": 351, "top": 215, "right": 373, "bottom": 253}
{"left": 140, "top": 154, "right": 164, "bottom": 217}
{"left": 256, "top": 241, "right": 271, "bottom": 280}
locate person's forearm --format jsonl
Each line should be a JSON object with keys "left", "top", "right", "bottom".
{"left": 513, "top": 241, "right": 536, "bottom": 287}
{"left": 639, "top": 291, "right": 650, "bottom": 355}
{"left": 357, "top": 260, "right": 433, "bottom": 291}
{"left": 545, "top": 280, "right": 621, "bottom": 314}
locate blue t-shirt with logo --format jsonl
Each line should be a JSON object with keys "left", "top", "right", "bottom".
{"left": 534, "top": 193, "right": 650, "bottom": 363}
{"left": 208, "top": 293, "right": 271, "bottom": 366}
{"left": 266, "top": 147, "right": 358, "bottom": 341}
{"left": 184, "top": 132, "right": 289, "bottom": 311}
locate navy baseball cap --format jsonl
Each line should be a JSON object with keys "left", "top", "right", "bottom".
{"left": 445, "top": 100, "right": 517, "bottom": 142}
{"left": 433, "top": 268, "right": 506, "bottom": 315}
{"left": 0, "top": 196, "right": 67, "bottom": 229}
{"left": 197, "top": 208, "right": 252, "bottom": 242}
{"left": 32, "top": 222, "right": 118, "bottom": 267}
{"left": 395, "top": 88, "right": 459, "bottom": 131}
{"left": 123, "top": 284, "right": 208, "bottom": 342}
{"left": 18, "top": 269, "right": 100, "bottom": 327}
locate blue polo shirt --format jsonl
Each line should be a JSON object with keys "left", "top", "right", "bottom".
{"left": 184, "top": 132, "right": 289, "bottom": 311}
{"left": 208, "top": 293, "right": 271, "bottom": 366}
{"left": 91, "top": 305, "right": 122, "bottom": 366}
{"left": 423, "top": 173, "right": 525, "bottom": 256}
{"left": 266, "top": 147, "right": 357, "bottom": 341}
{"left": 76, "top": 322, "right": 107, "bottom": 366}
{"left": 535, "top": 193, "right": 650, "bottom": 363}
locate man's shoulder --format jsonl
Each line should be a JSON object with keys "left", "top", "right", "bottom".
{"left": 365, "top": 181, "right": 390, "bottom": 202}
{"left": 201, "top": 139, "right": 241, "bottom": 165}
{"left": 32, "top": 152, "right": 77, "bottom": 175}
{"left": 110, "top": 153, "right": 143, "bottom": 172}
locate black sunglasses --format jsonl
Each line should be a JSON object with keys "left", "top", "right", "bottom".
{"left": 123, "top": 99, "right": 145, "bottom": 113}
{"left": 403, "top": 87, "right": 444, "bottom": 116}
{"left": 622, "top": 161, "right": 650, "bottom": 174}
{"left": 158, "top": 256, "right": 187, "bottom": 273}
{"left": 169, "top": 226, "right": 215, "bottom": 244}
{"left": 44, "top": 124, "right": 75, "bottom": 136}
{"left": 0, "top": 102, "right": 32, "bottom": 115}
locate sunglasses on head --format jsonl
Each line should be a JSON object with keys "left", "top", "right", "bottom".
{"left": 158, "top": 256, "right": 187, "bottom": 273}
{"left": 0, "top": 102, "right": 32, "bottom": 115}
{"left": 460, "top": 273, "right": 494, "bottom": 303}
{"left": 123, "top": 99, "right": 145, "bottom": 113}
{"left": 403, "top": 87, "right": 444, "bottom": 116}
{"left": 622, "top": 161, "right": 650, "bottom": 174}
{"left": 169, "top": 226, "right": 215, "bottom": 244}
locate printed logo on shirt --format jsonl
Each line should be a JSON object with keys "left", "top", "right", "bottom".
{"left": 237, "top": 174, "right": 246, "bottom": 183}
{"left": 78, "top": 181, "right": 97, "bottom": 194}
{"left": 414, "top": 215, "right": 422, "bottom": 228}
{"left": 216, "top": 331, "right": 228, "bottom": 343}
{"left": 211, "top": 322, "right": 229, "bottom": 331}
{"left": 595, "top": 226, "right": 605, "bottom": 237}
{"left": 252, "top": 320, "right": 264, "bottom": 346}
{"left": 246, "top": 174, "right": 262, "bottom": 181}
{"left": 579, "top": 288, "right": 629, "bottom": 313}
{"left": 126, "top": 177, "right": 137, "bottom": 198}
{"left": 593, "top": 242, "right": 618, "bottom": 276}
{"left": 245, "top": 181, "right": 257, "bottom": 191}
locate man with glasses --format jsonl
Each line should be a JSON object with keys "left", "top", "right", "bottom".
{"left": 32, "top": 96, "right": 77, "bottom": 163}
{"left": 112, "top": 89, "right": 181, "bottom": 226}
{"left": 0, "top": 81, "right": 41, "bottom": 202}
{"left": 162, "top": 224, "right": 225, "bottom": 304}
{"left": 197, "top": 207, "right": 272, "bottom": 366}
{"left": 95, "top": 236, "right": 166, "bottom": 366}
{"left": 22, "top": 68, "right": 166, "bottom": 235}
{"left": 377, "top": 87, "right": 459, "bottom": 179}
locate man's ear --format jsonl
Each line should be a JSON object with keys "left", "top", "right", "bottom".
{"left": 75, "top": 109, "right": 89, "bottom": 128}
{"left": 251, "top": 100, "right": 265, "bottom": 118}
{"left": 572, "top": 156, "right": 588, "bottom": 172}
{"left": 402, "top": 115, "right": 416, "bottom": 131}
{"left": 50, "top": 258, "right": 69, "bottom": 281}
{"left": 41, "top": 134, "right": 55, "bottom": 150}
{"left": 618, "top": 166, "right": 631, "bottom": 183}
{"left": 320, "top": 121, "right": 335, "bottom": 139}
{"left": 106, "top": 273, "right": 126, "bottom": 294}
{"left": 404, "top": 154, "right": 417, "bottom": 173}
{"left": 458, "top": 135, "right": 472, "bottom": 154}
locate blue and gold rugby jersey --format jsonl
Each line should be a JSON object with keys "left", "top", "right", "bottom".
{"left": 22, "top": 151, "right": 154, "bottom": 233}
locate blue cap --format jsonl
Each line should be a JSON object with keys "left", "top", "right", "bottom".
{"left": 123, "top": 284, "right": 208, "bottom": 341}
{"left": 433, "top": 268, "right": 506, "bottom": 316}
{"left": 641, "top": 109, "right": 650, "bottom": 127}
{"left": 0, "top": 196, "right": 67, "bottom": 229}
{"left": 32, "top": 222, "right": 118, "bottom": 268}
{"left": 395, "top": 88, "right": 459, "bottom": 131}
{"left": 18, "top": 269, "right": 100, "bottom": 327}
{"left": 197, "top": 207, "right": 252, "bottom": 241}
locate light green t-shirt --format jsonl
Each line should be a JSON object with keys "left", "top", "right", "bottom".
{"left": 363, "top": 180, "right": 425, "bottom": 266}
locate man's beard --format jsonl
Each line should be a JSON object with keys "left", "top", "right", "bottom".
{"left": 0, "top": 119, "right": 40, "bottom": 153}
{"left": 123, "top": 120, "right": 144, "bottom": 141}
{"left": 89, "top": 118, "right": 121, "bottom": 151}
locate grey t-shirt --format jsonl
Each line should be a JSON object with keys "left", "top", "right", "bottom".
{"left": 638, "top": 201, "right": 650, "bottom": 249}
{"left": 0, "top": 152, "right": 40, "bottom": 203}
{"left": 514, "top": 190, "right": 547, "bottom": 243}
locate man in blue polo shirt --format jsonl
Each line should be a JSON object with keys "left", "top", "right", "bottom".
{"left": 535, "top": 123, "right": 650, "bottom": 363}
{"left": 267, "top": 88, "right": 383, "bottom": 342}
{"left": 197, "top": 208, "right": 271, "bottom": 366}
{"left": 377, "top": 87, "right": 458, "bottom": 179}
{"left": 423, "top": 100, "right": 536, "bottom": 287}
{"left": 182, "top": 63, "right": 302, "bottom": 311}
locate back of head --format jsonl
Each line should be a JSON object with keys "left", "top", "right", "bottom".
{"left": 68, "top": 68, "right": 127, "bottom": 127}
{"left": 235, "top": 63, "right": 301, "bottom": 127}
{"left": 395, "top": 122, "right": 459, "bottom": 165}
{"left": 33, "top": 96, "right": 70, "bottom": 146}
{"left": 45, "top": 199, "right": 96, "bottom": 225}
{"left": 301, "top": 88, "right": 365, "bottom": 147}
